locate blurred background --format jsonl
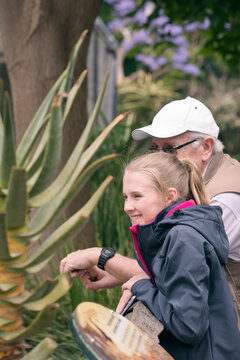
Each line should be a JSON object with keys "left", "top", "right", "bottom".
{"left": 0, "top": 1, "right": 240, "bottom": 358}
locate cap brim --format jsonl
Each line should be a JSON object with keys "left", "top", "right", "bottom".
{"left": 132, "top": 125, "right": 185, "bottom": 141}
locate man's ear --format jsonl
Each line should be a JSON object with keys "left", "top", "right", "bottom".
{"left": 165, "top": 187, "right": 178, "bottom": 206}
{"left": 201, "top": 137, "right": 214, "bottom": 161}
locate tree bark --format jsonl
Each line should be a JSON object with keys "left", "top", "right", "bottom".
{"left": 0, "top": 0, "right": 102, "bottom": 250}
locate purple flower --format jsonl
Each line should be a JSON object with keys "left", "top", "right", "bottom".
{"left": 169, "top": 35, "right": 187, "bottom": 46}
{"left": 184, "top": 22, "right": 198, "bottom": 32}
{"left": 114, "top": 0, "right": 136, "bottom": 17}
{"left": 199, "top": 17, "right": 210, "bottom": 30}
{"left": 133, "top": 29, "right": 152, "bottom": 43}
{"left": 123, "top": 29, "right": 153, "bottom": 51}
{"left": 224, "top": 22, "right": 232, "bottom": 30}
{"left": 172, "top": 46, "right": 189, "bottom": 63}
{"left": 107, "top": 18, "right": 125, "bottom": 31}
{"left": 156, "top": 56, "right": 167, "bottom": 66}
{"left": 149, "top": 15, "right": 169, "bottom": 30}
{"left": 144, "top": 1, "right": 156, "bottom": 16}
{"left": 173, "top": 62, "right": 200, "bottom": 76}
{"left": 132, "top": 10, "right": 148, "bottom": 25}
{"left": 163, "top": 24, "right": 183, "bottom": 36}
{"left": 135, "top": 54, "right": 167, "bottom": 70}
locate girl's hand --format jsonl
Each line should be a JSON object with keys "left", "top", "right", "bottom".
{"left": 116, "top": 273, "right": 149, "bottom": 314}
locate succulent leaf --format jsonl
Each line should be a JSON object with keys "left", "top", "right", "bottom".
{"left": 29, "top": 71, "right": 111, "bottom": 207}
{"left": 14, "top": 176, "right": 113, "bottom": 267}
{"left": 6, "top": 167, "right": 27, "bottom": 229}
{"left": 23, "top": 114, "right": 125, "bottom": 237}
{"left": 0, "top": 304, "right": 59, "bottom": 342}
{"left": 0, "top": 211, "right": 10, "bottom": 259}
{"left": 24, "top": 273, "right": 71, "bottom": 311}
{"left": 16, "top": 70, "right": 67, "bottom": 168}
{"left": 0, "top": 91, "right": 16, "bottom": 188}
{"left": 29, "top": 96, "right": 63, "bottom": 196}
{"left": 21, "top": 337, "right": 57, "bottom": 360}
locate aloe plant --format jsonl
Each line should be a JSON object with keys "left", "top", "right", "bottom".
{"left": 0, "top": 31, "right": 126, "bottom": 359}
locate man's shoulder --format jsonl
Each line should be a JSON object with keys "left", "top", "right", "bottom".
{"left": 205, "top": 152, "right": 240, "bottom": 198}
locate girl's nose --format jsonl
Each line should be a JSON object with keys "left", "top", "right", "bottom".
{"left": 124, "top": 199, "right": 134, "bottom": 213}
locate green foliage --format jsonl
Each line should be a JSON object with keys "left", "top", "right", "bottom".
{"left": 0, "top": 31, "right": 127, "bottom": 359}
{"left": 162, "top": 0, "right": 240, "bottom": 70}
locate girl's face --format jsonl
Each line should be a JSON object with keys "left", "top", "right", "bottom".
{"left": 123, "top": 170, "right": 169, "bottom": 226}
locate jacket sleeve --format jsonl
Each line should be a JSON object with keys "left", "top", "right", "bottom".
{"left": 131, "top": 226, "right": 210, "bottom": 345}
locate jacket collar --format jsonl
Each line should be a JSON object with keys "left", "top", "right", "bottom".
{"left": 130, "top": 199, "right": 196, "bottom": 234}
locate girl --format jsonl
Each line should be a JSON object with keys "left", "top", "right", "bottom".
{"left": 60, "top": 152, "right": 240, "bottom": 359}
{"left": 118, "top": 152, "right": 240, "bottom": 359}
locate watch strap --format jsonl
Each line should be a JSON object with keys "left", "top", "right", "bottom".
{"left": 97, "top": 247, "right": 116, "bottom": 271}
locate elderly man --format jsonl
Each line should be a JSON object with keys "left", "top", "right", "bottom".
{"left": 132, "top": 96, "right": 240, "bottom": 327}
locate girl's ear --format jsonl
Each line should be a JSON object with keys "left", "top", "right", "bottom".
{"left": 165, "top": 187, "right": 178, "bottom": 206}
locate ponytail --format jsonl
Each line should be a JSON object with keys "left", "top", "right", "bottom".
{"left": 181, "top": 159, "right": 210, "bottom": 205}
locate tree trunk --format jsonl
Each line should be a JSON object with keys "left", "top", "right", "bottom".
{"left": 0, "top": 0, "right": 102, "bottom": 251}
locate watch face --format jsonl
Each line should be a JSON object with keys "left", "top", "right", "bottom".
{"left": 104, "top": 248, "right": 114, "bottom": 255}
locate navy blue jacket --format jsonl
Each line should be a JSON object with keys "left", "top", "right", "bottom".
{"left": 130, "top": 200, "right": 240, "bottom": 360}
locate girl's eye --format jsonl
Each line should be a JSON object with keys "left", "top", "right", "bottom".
{"left": 134, "top": 193, "right": 141, "bottom": 198}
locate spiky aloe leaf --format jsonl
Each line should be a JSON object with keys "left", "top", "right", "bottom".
{"left": 16, "top": 28, "right": 87, "bottom": 168}
{"left": 0, "top": 211, "right": 9, "bottom": 259}
{"left": 0, "top": 114, "right": 4, "bottom": 166}
{"left": 26, "top": 70, "right": 87, "bottom": 181}
{"left": 62, "top": 69, "right": 88, "bottom": 124}
{"left": 29, "top": 96, "right": 63, "bottom": 196}
{"left": 27, "top": 155, "right": 118, "bottom": 237}
{"left": 21, "top": 337, "right": 57, "bottom": 360}
{"left": 0, "top": 78, "right": 3, "bottom": 104}
{"left": 29, "top": 71, "right": 110, "bottom": 208}
{"left": 0, "top": 304, "right": 59, "bottom": 342}
{"left": 16, "top": 71, "right": 66, "bottom": 168}
{"left": 5, "top": 167, "right": 27, "bottom": 229}
{"left": 6, "top": 279, "right": 58, "bottom": 305}
{"left": 13, "top": 176, "right": 113, "bottom": 270}
{"left": 24, "top": 273, "right": 71, "bottom": 311}
{"left": 57, "top": 154, "right": 119, "bottom": 213}
{"left": 29, "top": 153, "right": 118, "bottom": 212}
{"left": 21, "top": 114, "right": 126, "bottom": 238}
{"left": 0, "top": 79, "right": 4, "bottom": 162}
{"left": 64, "top": 29, "right": 88, "bottom": 93}
{"left": 0, "top": 284, "right": 18, "bottom": 295}
{"left": 0, "top": 91, "right": 16, "bottom": 188}
{"left": 1, "top": 273, "right": 70, "bottom": 311}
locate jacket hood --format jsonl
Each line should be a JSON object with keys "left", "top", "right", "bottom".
{"left": 133, "top": 200, "right": 229, "bottom": 266}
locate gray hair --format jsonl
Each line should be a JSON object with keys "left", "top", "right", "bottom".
{"left": 188, "top": 131, "right": 224, "bottom": 154}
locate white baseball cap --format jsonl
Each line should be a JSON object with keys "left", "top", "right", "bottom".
{"left": 132, "top": 96, "right": 219, "bottom": 140}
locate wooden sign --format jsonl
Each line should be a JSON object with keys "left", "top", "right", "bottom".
{"left": 71, "top": 301, "right": 173, "bottom": 360}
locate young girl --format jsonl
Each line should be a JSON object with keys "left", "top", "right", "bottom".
{"left": 118, "top": 152, "right": 240, "bottom": 360}
{"left": 60, "top": 152, "right": 240, "bottom": 359}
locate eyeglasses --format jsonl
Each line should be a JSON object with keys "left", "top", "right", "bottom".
{"left": 149, "top": 138, "right": 200, "bottom": 155}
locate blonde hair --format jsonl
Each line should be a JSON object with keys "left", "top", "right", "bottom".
{"left": 125, "top": 152, "right": 210, "bottom": 205}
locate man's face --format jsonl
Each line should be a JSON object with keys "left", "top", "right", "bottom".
{"left": 151, "top": 132, "right": 205, "bottom": 172}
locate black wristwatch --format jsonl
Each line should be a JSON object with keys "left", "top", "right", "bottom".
{"left": 97, "top": 247, "right": 116, "bottom": 271}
